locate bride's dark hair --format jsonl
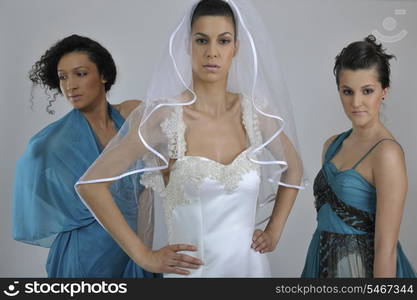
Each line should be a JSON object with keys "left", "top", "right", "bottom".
{"left": 191, "top": 0, "right": 237, "bottom": 37}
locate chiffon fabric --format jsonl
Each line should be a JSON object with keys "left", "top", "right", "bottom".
{"left": 13, "top": 104, "right": 158, "bottom": 277}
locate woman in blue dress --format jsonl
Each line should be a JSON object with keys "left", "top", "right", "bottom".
{"left": 302, "top": 35, "right": 416, "bottom": 277}
{"left": 13, "top": 34, "right": 158, "bottom": 278}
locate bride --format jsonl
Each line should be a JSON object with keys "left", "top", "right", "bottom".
{"left": 76, "top": 0, "right": 306, "bottom": 277}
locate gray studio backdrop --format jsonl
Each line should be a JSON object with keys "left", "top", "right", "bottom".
{"left": 1, "top": 0, "right": 416, "bottom": 277}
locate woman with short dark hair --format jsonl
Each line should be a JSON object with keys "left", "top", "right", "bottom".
{"left": 302, "top": 35, "right": 416, "bottom": 278}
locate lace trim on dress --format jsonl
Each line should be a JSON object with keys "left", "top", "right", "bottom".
{"left": 313, "top": 169, "right": 375, "bottom": 233}
{"left": 241, "top": 94, "right": 263, "bottom": 146}
{"left": 140, "top": 95, "right": 263, "bottom": 232}
{"left": 160, "top": 107, "right": 187, "bottom": 159}
{"left": 319, "top": 231, "right": 374, "bottom": 278}
{"left": 139, "top": 154, "right": 167, "bottom": 199}
{"left": 312, "top": 165, "right": 376, "bottom": 277}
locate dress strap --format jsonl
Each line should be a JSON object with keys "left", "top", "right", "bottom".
{"left": 241, "top": 94, "right": 263, "bottom": 146}
{"left": 352, "top": 138, "right": 401, "bottom": 170}
{"left": 324, "top": 129, "right": 352, "bottom": 164}
{"left": 160, "top": 106, "right": 187, "bottom": 159}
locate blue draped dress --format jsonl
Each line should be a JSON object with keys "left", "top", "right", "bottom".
{"left": 13, "top": 103, "right": 158, "bottom": 278}
{"left": 302, "top": 129, "right": 416, "bottom": 278}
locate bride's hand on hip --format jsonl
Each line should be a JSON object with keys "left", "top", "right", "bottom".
{"left": 251, "top": 229, "right": 278, "bottom": 254}
{"left": 142, "top": 244, "right": 203, "bottom": 275}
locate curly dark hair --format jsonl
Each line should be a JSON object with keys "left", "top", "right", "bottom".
{"left": 334, "top": 35, "right": 396, "bottom": 89}
{"left": 29, "top": 34, "right": 117, "bottom": 114}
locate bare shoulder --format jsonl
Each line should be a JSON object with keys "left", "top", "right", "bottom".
{"left": 117, "top": 100, "right": 143, "bottom": 119}
{"left": 321, "top": 134, "right": 338, "bottom": 163}
{"left": 372, "top": 139, "right": 407, "bottom": 192}
{"left": 372, "top": 139, "right": 405, "bottom": 168}
{"left": 323, "top": 134, "right": 339, "bottom": 152}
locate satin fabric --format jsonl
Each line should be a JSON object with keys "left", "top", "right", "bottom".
{"left": 164, "top": 161, "right": 271, "bottom": 278}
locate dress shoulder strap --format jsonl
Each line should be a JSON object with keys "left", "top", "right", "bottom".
{"left": 241, "top": 94, "right": 263, "bottom": 146}
{"left": 324, "top": 129, "right": 352, "bottom": 163}
{"left": 352, "top": 138, "right": 401, "bottom": 169}
{"left": 160, "top": 106, "right": 187, "bottom": 159}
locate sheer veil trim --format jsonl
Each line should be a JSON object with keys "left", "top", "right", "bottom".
{"left": 75, "top": 0, "right": 308, "bottom": 243}
{"left": 140, "top": 94, "right": 263, "bottom": 238}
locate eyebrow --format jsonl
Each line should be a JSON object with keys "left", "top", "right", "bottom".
{"left": 57, "top": 66, "right": 88, "bottom": 72}
{"left": 340, "top": 84, "right": 376, "bottom": 89}
{"left": 194, "top": 32, "right": 233, "bottom": 38}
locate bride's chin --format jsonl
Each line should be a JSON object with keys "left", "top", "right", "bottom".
{"left": 196, "top": 73, "right": 227, "bottom": 84}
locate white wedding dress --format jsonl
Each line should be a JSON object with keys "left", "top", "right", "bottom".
{"left": 141, "top": 95, "right": 271, "bottom": 277}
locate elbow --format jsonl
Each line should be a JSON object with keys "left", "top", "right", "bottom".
{"left": 284, "top": 158, "right": 304, "bottom": 186}
{"left": 75, "top": 183, "right": 91, "bottom": 200}
{"left": 75, "top": 182, "right": 106, "bottom": 209}
{"left": 76, "top": 181, "right": 110, "bottom": 199}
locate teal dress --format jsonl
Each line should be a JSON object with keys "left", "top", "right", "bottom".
{"left": 302, "top": 129, "right": 416, "bottom": 278}
{"left": 13, "top": 104, "right": 159, "bottom": 278}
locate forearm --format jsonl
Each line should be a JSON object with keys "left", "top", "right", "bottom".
{"left": 77, "top": 184, "right": 149, "bottom": 266}
{"left": 373, "top": 247, "right": 397, "bottom": 277}
{"left": 265, "top": 185, "right": 298, "bottom": 243}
